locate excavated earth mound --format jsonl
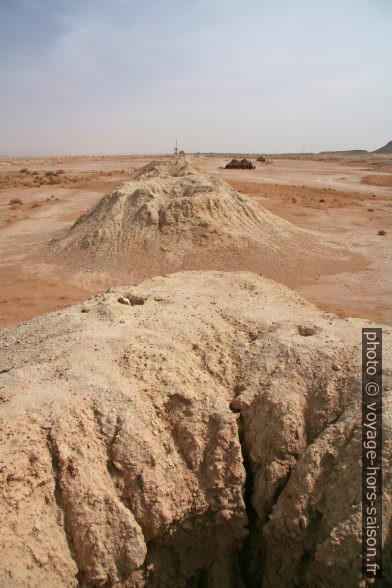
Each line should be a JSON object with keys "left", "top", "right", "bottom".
{"left": 1, "top": 271, "right": 391, "bottom": 587}
{"left": 50, "top": 159, "right": 360, "bottom": 285}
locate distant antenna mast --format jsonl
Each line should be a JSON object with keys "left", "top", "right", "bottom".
{"left": 302, "top": 140, "right": 305, "bottom": 154}
{"left": 174, "top": 138, "right": 179, "bottom": 156}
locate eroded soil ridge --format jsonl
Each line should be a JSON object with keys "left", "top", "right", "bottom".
{"left": 1, "top": 271, "right": 391, "bottom": 586}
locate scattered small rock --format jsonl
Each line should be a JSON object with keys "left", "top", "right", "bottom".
{"left": 112, "top": 461, "right": 123, "bottom": 472}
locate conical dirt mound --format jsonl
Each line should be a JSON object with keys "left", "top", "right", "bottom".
{"left": 50, "top": 158, "right": 359, "bottom": 284}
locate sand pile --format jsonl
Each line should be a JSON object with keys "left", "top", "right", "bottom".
{"left": 50, "top": 158, "right": 356, "bottom": 284}
{"left": 1, "top": 271, "right": 391, "bottom": 587}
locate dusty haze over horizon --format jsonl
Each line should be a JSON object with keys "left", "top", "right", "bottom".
{"left": 0, "top": 0, "right": 391, "bottom": 156}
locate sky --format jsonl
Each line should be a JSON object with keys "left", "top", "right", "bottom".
{"left": 0, "top": 0, "right": 391, "bottom": 155}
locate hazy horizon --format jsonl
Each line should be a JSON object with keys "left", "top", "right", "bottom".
{"left": 1, "top": 0, "right": 391, "bottom": 156}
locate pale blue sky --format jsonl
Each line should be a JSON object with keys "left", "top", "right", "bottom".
{"left": 0, "top": 0, "right": 391, "bottom": 155}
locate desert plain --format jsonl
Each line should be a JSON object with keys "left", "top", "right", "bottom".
{"left": 0, "top": 152, "right": 391, "bottom": 329}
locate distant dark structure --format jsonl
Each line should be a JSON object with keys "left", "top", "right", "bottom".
{"left": 256, "top": 155, "right": 273, "bottom": 164}
{"left": 225, "top": 158, "right": 255, "bottom": 170}
{"left": 174, "top": 140, "right": 185, "bottom": 158}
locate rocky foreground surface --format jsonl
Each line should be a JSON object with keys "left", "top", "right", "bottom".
{"left": 0, "top": 271, "right": 391, "bottom": 587}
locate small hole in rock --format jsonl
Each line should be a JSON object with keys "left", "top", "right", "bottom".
{"left": 298, "top": 325, "right": 316, "bottom": 337}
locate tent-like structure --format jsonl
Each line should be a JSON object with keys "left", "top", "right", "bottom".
{"left": 257, "top": 155, "right": 273, "bottom": 164}
{"left": 225, "top": 158, "right": 255, "bottom": 169}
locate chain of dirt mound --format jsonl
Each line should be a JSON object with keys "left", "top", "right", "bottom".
{"left": 49, "top": 158, "right": 361, "bottom": 285}
{"left": 1, "top": 271, "right": 391, "bottom": 587}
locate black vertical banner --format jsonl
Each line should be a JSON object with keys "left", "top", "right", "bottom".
{"left": 362, "top": 328, "right": 382, "bottom": 578}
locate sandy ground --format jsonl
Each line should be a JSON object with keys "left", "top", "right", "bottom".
{"left": 203, "top": 156, "right": 392, "bottom": 322}
{"left": 0, "top": 154, "right": 391, "bottom": 329}
{"left": 202, "top": 155, "right": 392, "bottom": 194}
